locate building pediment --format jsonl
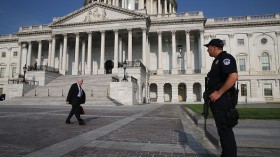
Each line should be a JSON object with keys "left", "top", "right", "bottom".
{"left": 49, "top": 2, "right": 148, "bottom": 28}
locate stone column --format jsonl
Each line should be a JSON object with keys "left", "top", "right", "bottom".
{"left": 73, "top": 33, "right": 80, "bottom": 75}
{"left": 38, "top": 40, "right": 42, "bottom": 66}
{"left": 99, "top": 30, "right": 105, "bottom": 74}
{"left": 164, "top": 0, "right": 167, "bottom": 14}
{"left": 156, "top": 83, "right": 164, "bottom": 102}
{"left": 186, "top": 82, "right": 194, "bottom": 102}
{"left": 169, "top": 2, "right": 172, "bottom": 14}
{"left": 171, "top": 30, "right": 178, "bottom": 74}
{"left": 27, "top": 41, "right": 32, "bottom": 67}
{"left": 61, "top": 34, "right": 68, "bottom": 75}
{"left": 21, "top": 43, "right": 27, "bottom": 74}
{"left": 277, "top": 32, "right": 280, "bottom": 74}
{"left": 51, "top": 35, "right": 56, "bottom": 67}
{"left": 113, "top": 29, "right": 119, "bottom": 73}
{"left": 142, "top": 28, "right": 147, "bottom": 65}
{"left": 158, "top": 0, "right": 162, "bottom": 14}
{"left": 119, "top": 37, "right": 123, "bottom": 62}
{"left": 185, "top": 30, "right": 192, "bottom": 74}
{"left": 150, "top": 0, "right": 154, "bottom": 14}
{"left": 200, "top": 29, "right": 207, "bottom": 73}
{"left": 247, "top": 33, "right": 255, "bottom": 74}
{"left": 140, "top": 0, "right": 144, "bottom": 9}
{"left": 48, "top": 39, "right": 52, "bottom": 67}
{"left": 17, "top": 42, "right": 22, "bottom": 75}
{"left": 128, "top": 28, "right": 133, "bottom": 61}
{"left": 82, "top": 40, "right": 86, "bottom": 75}
{"left": 59, "top": 43, "right": 63, "bottom": 71}
{"left": 86, "top": 32, "right": 92, "bottom": 75}
{"left": 157, "top": 31, "right": 163, "bottom": 74}
{"left": 172, "top": 83, "right": 179, "bottom": 102}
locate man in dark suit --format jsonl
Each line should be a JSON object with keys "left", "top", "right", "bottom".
{"left": 65, "top": 79, "right": 86, "bottom": 125}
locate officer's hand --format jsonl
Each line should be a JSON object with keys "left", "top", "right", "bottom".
{"left": 209, "top": 91, "right": 221, "bottom": 102}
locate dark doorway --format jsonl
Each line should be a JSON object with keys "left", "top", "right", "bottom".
{"left": 105, "top": 60, "right": 114, "bottom": 74}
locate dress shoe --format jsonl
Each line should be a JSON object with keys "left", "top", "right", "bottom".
{"left": 79, "top": 121, "right": 85, "bottom": 125}
{"left": 65, "top": 120, "right": 72, "bottom": 124}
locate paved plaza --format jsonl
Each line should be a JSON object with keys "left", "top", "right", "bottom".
{"left": 0, "top": 103, "right": 280, "bottom": 157}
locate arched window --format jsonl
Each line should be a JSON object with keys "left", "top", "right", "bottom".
{"left": 261, "top": 52, "right": 270, "bottom": 71}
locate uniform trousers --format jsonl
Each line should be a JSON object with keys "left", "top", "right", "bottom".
{"left": 210, "top": 93, "right": 237, "bottom": 157}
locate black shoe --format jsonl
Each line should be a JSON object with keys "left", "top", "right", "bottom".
{"left": 79, "top": 121, "right": 85, "bottom": 125}
{"left": 65, "top": 120, "right": 72, "bottom": 124}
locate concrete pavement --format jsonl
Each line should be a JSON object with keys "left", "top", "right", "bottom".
{"left": 0, "top": 103, "right": 279, "bottom": 157}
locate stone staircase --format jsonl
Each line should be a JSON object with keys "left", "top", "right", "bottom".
{"left": 4, "top": 74, "right": 122, "bottom": 106}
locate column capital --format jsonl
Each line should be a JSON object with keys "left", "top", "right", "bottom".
{"left": 171, "top": 30, "right": 176, "bottom": 35}
{"left": 113, "top": 29, "right": 119, "bottom": 33}
{"left": 48, "top": 39, "right": 52, "bottom": 42}
{"left": 229, "top": 34, "right": 234, "bottom": 38}
{"left": 247, "top": 33, "right": 253, "bottom": 38}
{"left": 100, "top": 30, "right": 105, "bottom": 33}
{"left": 204, "top": 35, "right": 210, "bottom": 40}
{"left": 185, "top": 30, "right": 190, "bottom": 34}
{"left": 157, "top": 31, "right": 162, "bottom": 35}
{"left": 199, "top": 29, "right": 204, "bottom": 33}
{"left": 75, "top": 32, "right": 80, "bottom": 36}
{"left": 141, "top": 27, "right": 147, "bottom": 31}
{"left": 127, "top": 28, "right": 132, "bottom": 32}
{"left": 51, "top": 34, "right": 56, "bottom": 38}
{"left": 87, "top": 31, "right": 92, "bottom": 35}
{"left": 28, "top": 41, "right": 32, "bottom": 44}
{"left": 22, "top": 43, "right": 27, "bottom": 48}
{"left": 276, "top": 31, "right": 280, "bottom": 36}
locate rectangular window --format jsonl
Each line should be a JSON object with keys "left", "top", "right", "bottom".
{"left": 237, "top": 39, "right": 244, "bottom": 46}
{"left": 239, "top": 58, "right": 246, "bottom": 71}
{"left": 264, "top": 84, "right": 272, "bottom": 96}
{"left": 0, "top": 68, "right": 5, "bottom": 78}
{"left": 12, "top": 67, "right": 17, "bottom": 77}
{"left": 13, "top": 51, "right": 18, "bottom": 57}
{"left": 241, "top": 84, "right": 247, "bottom": 96}
{"left": 1, "top": 52, "right": 6, "bottom": 58}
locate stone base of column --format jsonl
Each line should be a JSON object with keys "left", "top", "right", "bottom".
{"left": 98, "top": 68, "right": 105, "bottom": 74}
{"left": 157, "top": 69, "right": 163, "bottom": 75}
{"left": 72, "top": 70, "right": 78, "bottom": 75}
{"left": 200, "top": 68, "right": 208, "bottom": 74}
{"left": 112, "top": 68, "right": 119, "bottom": 74}
{"left": 185, "top": 68, "right": 193, "bottom": 74}
{"left": 60, "top": 69, "right": 66, "bottom": 75}
{"left": 85, "top": 69, "right": 92, "bottom": 75}
{"left": 171, "top": 69, "right": 178, "bottom": 74}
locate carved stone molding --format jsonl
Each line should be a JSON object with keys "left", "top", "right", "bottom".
{"left": 229, "top": 34, "right": 234, "bottom": 38}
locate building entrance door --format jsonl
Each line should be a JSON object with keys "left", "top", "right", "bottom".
{"left": 105, "top": 60, "right": 114, "bottom": 74}
{"left": 178, "top": 83, "right": 186, "bottom": 102}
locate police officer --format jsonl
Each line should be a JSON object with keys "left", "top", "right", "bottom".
{"left": 204, "top": 39, "right": 238, "bottom": 157}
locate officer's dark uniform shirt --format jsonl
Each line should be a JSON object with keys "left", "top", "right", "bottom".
{"left": 207, "top": 51, "right": 237, "bottom": 91}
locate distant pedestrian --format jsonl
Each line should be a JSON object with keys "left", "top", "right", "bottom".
{"left": 204, "top": 39, "right": 238, "bottom": 157}
{"left": 65, "top": 79, "right": 86, "bottom": 125}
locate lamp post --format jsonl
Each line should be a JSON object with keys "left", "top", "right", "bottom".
{"left": 122, "top": 60, "right": 127, "bottom": 81}
{"left": 22, "top": 64, "right": 27, "bottom": 82}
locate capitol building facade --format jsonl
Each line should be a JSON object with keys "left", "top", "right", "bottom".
{"left": 0, "top": 0, "right": 280, "bottom": 103}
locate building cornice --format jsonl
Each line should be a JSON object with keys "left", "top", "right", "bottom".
{"left": 205, "top": 21, "right": 280, "bottom": 29}
{"left": 16, "top": 30, "right": 52, "bottom": 37}
{"left": 0, "top": 39, "right": 18, "bottom": 44}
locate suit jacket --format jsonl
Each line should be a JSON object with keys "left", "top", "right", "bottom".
{"left": 66, "top": 83, "right": 86, "bottom": 104}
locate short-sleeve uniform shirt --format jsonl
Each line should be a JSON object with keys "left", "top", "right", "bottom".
{"left": 207, "top": 51, "right": 237, "bottom": 91}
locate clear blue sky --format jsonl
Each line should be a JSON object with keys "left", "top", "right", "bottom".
{"left": 0, "top": 0, "right": 279, "bottom": 34}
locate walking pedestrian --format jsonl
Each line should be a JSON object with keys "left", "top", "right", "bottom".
{"left": 65, "top": 79, "right": 86, "bottom": 125}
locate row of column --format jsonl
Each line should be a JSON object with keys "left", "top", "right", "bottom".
{"left": 18, "top": 29, "right": 208, "bottom": 75}
{"left": 19, "top": 28, "right": 148, "bottom": 75}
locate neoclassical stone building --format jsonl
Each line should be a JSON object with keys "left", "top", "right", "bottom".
{"left": 0, "top": 0, "right": 280, "bottom": 103}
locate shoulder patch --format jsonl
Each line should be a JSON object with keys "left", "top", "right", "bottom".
{"left": 223, "top": 59, "right": 230, "bottom": 65}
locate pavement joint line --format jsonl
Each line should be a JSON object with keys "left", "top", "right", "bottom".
{"left": 24, "top": 104, "right": 163, "bottom": 157}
